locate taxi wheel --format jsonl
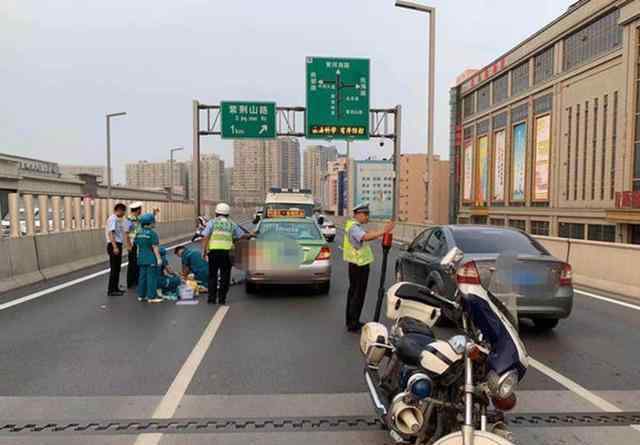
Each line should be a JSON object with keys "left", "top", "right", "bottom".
{"left": 246, "top": 281, "right": 258, "bottom": 294}
{"left": 317, "top": 282, "right": 330, "bottom": 294}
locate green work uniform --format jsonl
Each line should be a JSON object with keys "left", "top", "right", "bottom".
{"left": 181, "top": 247, "right": 209, "bottom": 284}
{"left": 135, "top": 227, "right": 160, "bottom": 300}
{"left": 158, "top": 253, "right": 181, "bottom": 295}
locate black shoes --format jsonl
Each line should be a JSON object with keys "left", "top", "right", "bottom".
{"left": 108, "top": 291, "right": 125, "bottom": 296}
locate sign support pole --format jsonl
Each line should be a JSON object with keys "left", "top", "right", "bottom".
{"left": 193, "top": 100, "right": 201, "bottom": 217}
{"left": 393, "top": 105, "right": 401, "bottom": 221}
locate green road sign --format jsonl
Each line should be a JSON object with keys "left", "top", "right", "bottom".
{"left": 220, "top": 101, "right": 276, "bottom": 139}
{"left": 305, "top": 57, "right": 370, "bottom": 140}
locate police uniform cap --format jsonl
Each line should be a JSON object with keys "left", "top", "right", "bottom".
{"left": 352, "top": 203, "right": 370, "bottom": 214}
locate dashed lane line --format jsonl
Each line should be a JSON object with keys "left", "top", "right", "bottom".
{"left": 133, "top": 305, "right": 229, "bottom": 445}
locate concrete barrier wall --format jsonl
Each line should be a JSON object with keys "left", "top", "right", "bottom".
{"left": 0, "top": 211, "right": 252, "bottom": 294}
{"left": 0, "top": 219, "right": 195, "bottom": 294}
{"left": 331, "top": 216, "right": 640, "bottom": 300}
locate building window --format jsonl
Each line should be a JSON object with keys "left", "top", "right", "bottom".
{"left": 511, "top": 103, "right": 528, "bottom": 123}
{"left": 534, "top": 47, "right": 554, "bottom": 84}
{"left": 534, "top": 94, "right": 553, "bottom": 115}
{"left": 591, "top": 98, "right": 598, "bottom": 201}
{"left": 511, "top": 62, "right": 530, "bottom": 96}
{"left": 574, "top": 104, "right": 580, "bottom": 201}
{"left": 563, "top": 9, "right": 622, "bottom": 71}
{"left": 601, "top": 95, "right": 608, "bottom": 200}
{"left": 477, "top": 84, "right": 490, "bottom": 112}
{"left": 582, "top": 101, "right": 589, "bottom": 201}
{"left": 566, "top": 106, "right": 572, "bottom": 201}
{"left": 493, "top": 74, "right": 509, "bottom": 105}
{"left": 530, "top": 220, "right": 550, "bottom": 236}
{"left": 463, "top": 94, "right": 475, "bottom": 118}
{"left": 612, "top": 91, "right": 618, "bottom": 198}
{"left": 509, "top": 219, "right": 526, "bottom": 231}
{"left": 490, "top": 218, "right": 505, "bottom": 226}
{"left": 559, "top": 222, "right": 585, "bottom": 239}
{"left": 588, "top": 224, "right": 616, "bottom": 242}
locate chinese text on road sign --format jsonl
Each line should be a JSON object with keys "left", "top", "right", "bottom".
{"left": 221, "top": 101, "right": 276, "bottom": 139}
{"left": 305, "top": 57, "right": 370, "bottom": 140}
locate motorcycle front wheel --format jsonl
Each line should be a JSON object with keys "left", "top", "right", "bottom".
{"left": 432, "top": 430, "right": 515, "bottom": 445}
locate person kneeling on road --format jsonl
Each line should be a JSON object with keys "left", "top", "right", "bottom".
{"left": 157, "top": 247, "right": 181, "bottom": 298}
{"left": 201, "top": 203, "right": 247, "bottom": 305}
{"left": 175, "top": 245, "right": 209, "bottom": 288}
{"left": 135, "top": 213, "right": 163, "bottom": 303}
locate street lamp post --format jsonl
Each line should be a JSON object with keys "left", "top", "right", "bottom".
{"left": 169, "top": 146, "right": 184, "bottom": 201}
{"left": 105, "top": 112, "right": 127, "bottom": 199}
{"left": 395, "top": 0, "right": 436, "bottom": 223}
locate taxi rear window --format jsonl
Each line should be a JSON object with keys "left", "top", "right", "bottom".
{"left": 258, "top": 221, "right": 322, "bottom": 241}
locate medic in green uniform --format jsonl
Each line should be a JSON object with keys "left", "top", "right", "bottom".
{"left": 175, "top": 246, "right": 209, "bottom": 285}
{"left": 157, "top": 247, "right": 182, "bottom": 296}
{"left": 135, "top": 213, "right": 163, "bottom": 303}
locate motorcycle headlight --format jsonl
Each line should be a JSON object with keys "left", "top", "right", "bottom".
{"left": 487, "top": 370, "right": 518, "bottom": 399}
{"left": 406, "top": 373, "right": 433, "bottom": 400}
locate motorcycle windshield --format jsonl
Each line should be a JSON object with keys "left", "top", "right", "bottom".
{"left": 462, "top": 252, "right": 529, "bottom": 380}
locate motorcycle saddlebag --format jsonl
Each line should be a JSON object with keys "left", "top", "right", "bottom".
{"left": 360, "top": 322, "right": 389, "bottom": 366}
{"left": 386, "top": 282, "right": 441, "bottom": 328}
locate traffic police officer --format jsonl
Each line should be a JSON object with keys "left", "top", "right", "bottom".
{"left": 343, "top": 203, "right": 395, "bottom": 332}
{"left": 201, "top": 203, "right": 244, "bottom": 305}
{"left": 135, "top": 212, "right": 163, "bottom": 303}
{"left": 126, "top": 202, "right": 143, "bottom": 289}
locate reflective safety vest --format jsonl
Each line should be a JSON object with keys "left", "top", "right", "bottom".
{"left": 343, "top": 219, "right": 374, "bottom": 266}
{"left": 208, "top": 217, "right": 234, "bottom": 251}
{"left": 127, "top": 216, "right": 140, "bottom": 242}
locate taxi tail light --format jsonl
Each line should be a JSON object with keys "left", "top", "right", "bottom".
{"left": 316, "top": 246, "right": 331, "bottom": 261}
{"left": 456, "top": 261, "right": 481, "bottom": 285}
{"left": 559, "top": 263, "right": 572, "bottom": 287}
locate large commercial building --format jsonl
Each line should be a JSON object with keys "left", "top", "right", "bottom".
{"left": 353, "top": 160, "right": 394, "bottom": 220}
{"left": 398, "top": 154, "right": 450, "bottom": 225}
{"left": 125, "top": 160, "right": 188, "bottom": 193}
{"left": 303, "top": 145, "right": 338, "bottom": 202}
{"left": 223, "top": 167, "right": 233, "bottom": 203}
{"left": 232, "top": 138, "right": 301, "bottom": 206}
{"left": 450, "top": 0, "right": 640, "bottom": 244}
{"left": 59, "top": 165, "right": 106, "bottom": 183}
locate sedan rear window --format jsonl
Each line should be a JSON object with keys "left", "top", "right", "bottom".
{"left": 452, "top": 228, "right": 548, "bottom": 255}
{"left": 258, "top": 221, "right": 322, "bottom": 241}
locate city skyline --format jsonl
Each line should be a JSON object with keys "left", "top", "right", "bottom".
{"left": 1, "top": 0, "right": 574, "bottom": 184}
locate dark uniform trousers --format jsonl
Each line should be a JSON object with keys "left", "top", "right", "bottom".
{"left": 346, "top": 263, "right": 370, "bottom": 328}
{"left": 208, "top": 250, "right": 232, "bottom": 303}
{"left": 107, "top": 242, "right": 123, "bottom": 293}
{"left": 127, "top": 244, "right": 138, "bottom": 288}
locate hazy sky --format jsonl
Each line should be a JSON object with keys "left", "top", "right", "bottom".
{"left": 2, "top": 0, "right": 574, "bottom": 182}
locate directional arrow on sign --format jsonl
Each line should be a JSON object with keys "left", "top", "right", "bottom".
{"left": 259, "top": 124, "right": 268, "bottom": 135}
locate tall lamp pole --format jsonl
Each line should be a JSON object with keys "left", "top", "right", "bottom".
{"left": 106, "top": 112, "right": 127, "bottom": 199}
{"left": 395, "top": 0, "right": 436, "bottom": 223}
{"left": 169, "top": 146, "right": 184, "bottom": 201}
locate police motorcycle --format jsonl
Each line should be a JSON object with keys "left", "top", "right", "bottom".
{"left": 361, "top": 248, "right": 528, "bottom": 445}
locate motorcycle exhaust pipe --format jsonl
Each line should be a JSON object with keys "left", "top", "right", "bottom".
{"left": 390, "top": 393, "right": 424, "bottom": 435}
{"left": 364, "top": 369, "right": 388, "bottom": 417}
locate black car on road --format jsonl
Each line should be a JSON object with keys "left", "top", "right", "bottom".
{"left": 395, "top": 225, "right": 574, "bottom": 331}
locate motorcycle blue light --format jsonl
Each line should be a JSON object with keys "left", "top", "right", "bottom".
{"left": 407, "top": 374, "right": 432, "bottom": 400}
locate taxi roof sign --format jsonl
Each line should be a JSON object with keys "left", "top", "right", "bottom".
{"left": 266, "top": 208, "right": 306, "bottom": 218}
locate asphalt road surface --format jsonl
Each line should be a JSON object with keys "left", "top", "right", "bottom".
{"left": 0, "top": 222, "right": 638, "bottom": 444}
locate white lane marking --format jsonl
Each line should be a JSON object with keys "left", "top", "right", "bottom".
{"left": 575, "top": 289, "right": 640, "bottom": 312}
{"left": 133, "top": 305, "right": 229, "bottom": 445}
{"left": 529, "top": 358, "right": 622, "bottom": 412}
{"left": 632, "top": 425, "right": 640, "bottom": 432}
{"left": 0, "top": 218, "right": 252, "bottom": 312}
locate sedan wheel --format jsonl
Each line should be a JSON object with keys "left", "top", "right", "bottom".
{"left": 533, "top": 318, "right": 559, "bottom": 331}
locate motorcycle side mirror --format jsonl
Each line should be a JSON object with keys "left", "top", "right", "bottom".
{"left": 440, "top": 247, "right": 464, "bottom": 271}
